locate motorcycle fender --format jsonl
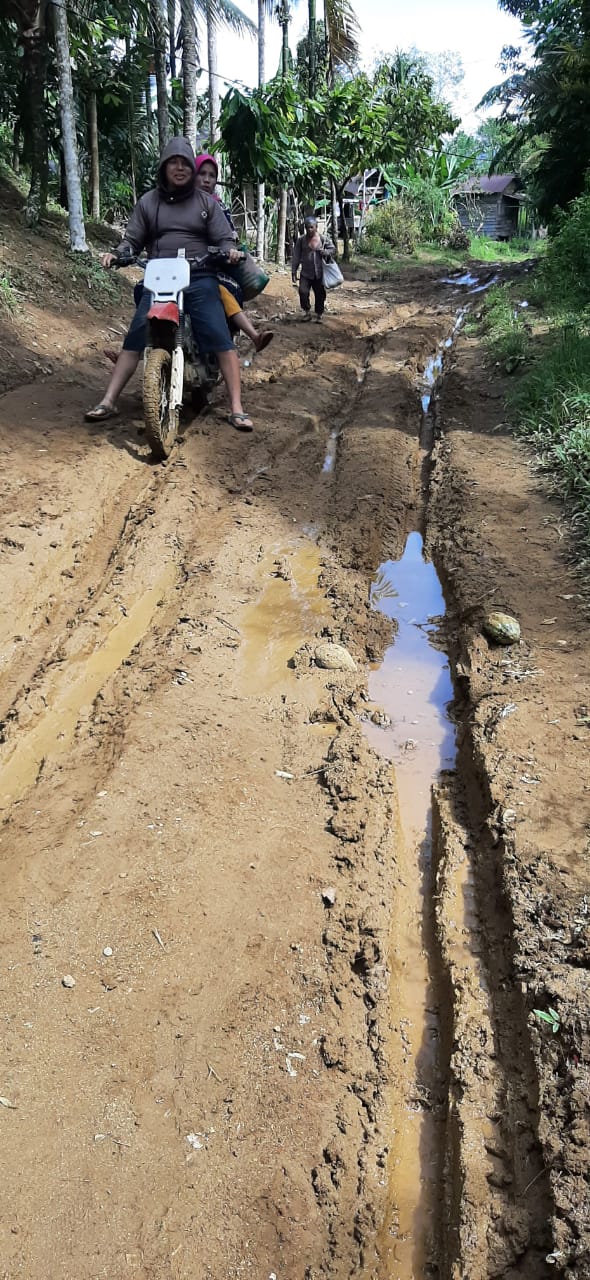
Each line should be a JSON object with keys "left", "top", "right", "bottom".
{"left": 146, "top": 302, "right": 180, "bottom": 324}
{"left": 170, "top": 348, "right": 184, "bottom": 411}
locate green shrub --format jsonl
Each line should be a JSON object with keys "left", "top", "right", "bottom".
{"left": 364, "top": 198, "right": 420, "bottom": 254}
{"left": 0, "top": 271, "right": 17, "bottom": 312}
{"left": 480, "top": 285, "right": 531, "bottom": 371}
{"left": 358, "top": 232, "right": 391, "bottom": 258}
{"left": 509, "top": 326, "right": 590, "bottom": 553}
{"left": 539, "top": 192, "right": 590, "bottom": 312}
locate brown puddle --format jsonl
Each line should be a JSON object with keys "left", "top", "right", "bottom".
{"left": 239, "top": 540, "right": 329, "bottom": 694}
{"left": 364, "top": 532, "right": 456, "bottom": 1279}
{"left": 0, "top": 565, "right": 176, "bottom": 814}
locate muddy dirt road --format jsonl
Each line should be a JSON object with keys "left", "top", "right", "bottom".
{"left": 0, "top": 263, "right": 589, "bottom": 1280}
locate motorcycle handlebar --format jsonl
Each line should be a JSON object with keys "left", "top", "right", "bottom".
{"left": 110, "top": 247, "right": 245, "bottom": 269}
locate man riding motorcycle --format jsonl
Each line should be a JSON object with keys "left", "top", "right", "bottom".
{"left": 85, "top": 136, "right": 254, "bottom": 433}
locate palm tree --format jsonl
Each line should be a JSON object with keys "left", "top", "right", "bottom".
{"left": 275, "top": 0, "right": 291, "bottom": 265}
{"left": 202, "top": 0, "right": 256, "bottom": 146}
{"left": 323, "top": 0, "right": 359, "bottom": 78}
{"left": 306, "top": 0, "right": 359, "bottom": 98}
{"left": 51, "top": 0, "right": 87, "bottom": 249}
{"left": 181, "top": 0, "right": 198, "bottom": 145}
{"left": 149, "top": 0, "right": 170, "bottom": 147}
{"left": 255, "top": 0, "right": 273, "bottom": 259}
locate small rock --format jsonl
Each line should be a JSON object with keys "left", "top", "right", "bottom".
{"left": 103, "top": 946, "right": 113, "bottom": 957}
{"left": 322, "top": 886, "right": 337, "bottom": 907}
{"left": 314, "top": 641, "right": 356, "bottom": 672}
{"left": 482, "top": 611, "right": 521, "bottom": 645}
{"left": 62, "top": 975, "right": 76, "bottom": 989}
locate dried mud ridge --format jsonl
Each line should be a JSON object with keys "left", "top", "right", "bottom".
{"left": 0, "top": 267, "right": 588, "bottom": 1278}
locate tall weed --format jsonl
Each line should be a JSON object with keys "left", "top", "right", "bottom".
{"left": 539, "top": 193, "right": 590, "bottom": 313}
{"left": 480, "top": 286, "right": 531, "bottom": 371}
{"left": 362, "top": 198, "right": 420, "bottom": 254}
{"left": 509, "top": 326, "right": 590, "bottom": 553}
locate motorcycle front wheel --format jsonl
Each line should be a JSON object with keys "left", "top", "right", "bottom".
{"left": 143, "top": 348, "right": 178, "bottom": 461}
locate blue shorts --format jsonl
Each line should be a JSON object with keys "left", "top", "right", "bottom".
{"left": 123, "top": 273, "right": 234, "bottom": 354}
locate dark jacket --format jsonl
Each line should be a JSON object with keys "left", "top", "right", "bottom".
{"left": 292, "top": 231, "right": 335, "bottom": 280}
{"left": 118, "top": 137, "right": 236, "bottom": 263}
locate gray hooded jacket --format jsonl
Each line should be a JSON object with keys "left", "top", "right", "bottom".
{"left": 117, "top": 137, "right": 236, "bottom": 262}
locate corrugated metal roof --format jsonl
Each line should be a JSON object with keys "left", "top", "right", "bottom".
{"left": 455, "top": 174, "right": 517, "bottom": 195}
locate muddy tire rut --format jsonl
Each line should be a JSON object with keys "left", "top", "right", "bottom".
{"left": 0, "top": 268, "right": 588, "bottom": 1279}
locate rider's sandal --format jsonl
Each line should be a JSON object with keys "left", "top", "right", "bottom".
{"left": 227, "top": 412, "right": 254, "bottom": 433}
{"left": 85, "top": 403, "right": 119, "bottom": 422}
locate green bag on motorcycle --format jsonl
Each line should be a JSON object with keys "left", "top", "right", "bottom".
{"left": 228, "top": 248, "right": 270, "bottom": 301}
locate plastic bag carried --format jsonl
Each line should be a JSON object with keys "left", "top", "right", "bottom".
{"left": 228, "top": 248, "right": 270, "bottom": 301}
{"left": 323, "top": 259, "right": 344, "bottom": 290}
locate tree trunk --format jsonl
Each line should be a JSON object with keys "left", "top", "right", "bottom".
{"left": 276, "top": 187, "right": 288, "bottom": 267}
{"left": 181, "top": 0, "right": 198, "bottom": 147}
{"left": 256, "top": 185, "right": 265, "bottom": 262}
{"left": 264, "top": 198, "right": 275, "bottom": 260}
{"left": 51, "top": 0, "right": 87, "bottom": 250}
{"left": 207, "top": 8, "right": 220, "bottom": 146}
{"left": 281, "top": 15, "right": 290, "bottom": 75}
{"left": 59, "top": 147, "right": 67, "bottom": 209}
{"left": 330, "top": 179, "right": 339, "bottom": 259}
{"left": 337, "top": 185, "right": 350, "bottom": 261}
{"left": 167, "top": 0, "right": 176, "bottom": 79}
{"left": 88, "top": 91, "right": 100, "bottom": 221}
{"left": 23, "top": 14, "right": 48, "bottom": 228}
{"left": 150, "top": 0, "right": 170, "bottom": 149}
{"left": 12, "top": 120, "right": 21, "bottom": 173}
{"left": 308, "top": 0, "right": 316, "bottom": 96}
{"left": 128, "top": 95, "right": 138, "bottom": 204}
{"left": 146, "top": 77, "right": 153, "bottom": 133}
{"left": 255, "top": 0, "right": 265, "bottom": 261}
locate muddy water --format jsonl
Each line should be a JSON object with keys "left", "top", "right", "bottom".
{"left": 0, "top": 566, "right": 176, "bottom": 813}
{"left": 364, "top": 532, "right": 456, "bottom": 1279}
{"left": 239, "top": 540, "right": 329, "bottom": 694}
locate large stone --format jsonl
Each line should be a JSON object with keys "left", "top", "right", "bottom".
{"left": 314, "top": 642, "right": 357, "bottom": 672}
{"left": 482, "top": 612, "right": 521, "bottom": 646}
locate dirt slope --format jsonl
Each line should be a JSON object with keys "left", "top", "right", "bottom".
{"left": 0, "top": 191, "right": 588, "bottom": 1279}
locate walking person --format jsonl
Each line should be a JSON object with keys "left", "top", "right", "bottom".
{"left": 291, "top": 215, "right": 335, "bottom": 323}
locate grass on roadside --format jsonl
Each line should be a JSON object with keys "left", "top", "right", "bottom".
{"left": 67, "top": 251, "right": 125, "bottom": 308}
{"left": 469, "top": 234, "right": 543, "bottom": 263}
{"left": 509, "top": 325, "right": 590, "bottom": 556}
{"left": 475, "top": 285, "right": 532, "bottom": 372}
{"left": 476, "top": 239, "right": 590, "bottom": 560}
{"left": 0, "top": 270, "right": 17, "bottom": 311}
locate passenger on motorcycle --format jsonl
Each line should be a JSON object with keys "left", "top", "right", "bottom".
{"left": 85, "top": 136, "right": 254, "bottom": 433}
{"left": 194, "top": 153, "right": 273, "bottom": 355}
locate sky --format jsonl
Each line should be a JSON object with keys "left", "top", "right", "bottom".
{"left": 201, "top": 0, "right": 526, "bottom": 132}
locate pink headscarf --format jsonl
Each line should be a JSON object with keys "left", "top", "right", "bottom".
{"left": 195, "top": 152, "right": 219, "bottom": 176}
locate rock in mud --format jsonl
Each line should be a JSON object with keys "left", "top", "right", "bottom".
{"left": 314, "top": 642, "right": 357, "bottom": 672}
{"left": 321, "top": 886, "right": 337, "bottom": 907}
{"left": 482, "top": 611, "right": 521, "bottom": 646}
{"left": 62, "top": 975, "right": 76, "bottom": 989}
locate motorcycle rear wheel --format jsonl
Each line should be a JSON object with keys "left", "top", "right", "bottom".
{"left": 143, "top": 348, "right": 178, "bottom": 461}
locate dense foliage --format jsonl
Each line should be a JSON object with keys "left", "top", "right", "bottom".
{"left": 482, "top": 0, "right": 590, "bottom": 220}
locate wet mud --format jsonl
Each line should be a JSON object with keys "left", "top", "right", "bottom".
{"left": 0, "top": 253, "right": 588, "bottom": 1279}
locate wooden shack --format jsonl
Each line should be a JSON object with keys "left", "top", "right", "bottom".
{"left": 453, "top": 175, "right": 523, "bottom": 241}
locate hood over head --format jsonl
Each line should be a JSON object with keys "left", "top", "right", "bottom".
{"left": 157, "top": 137, "right": 197, "bottom": 200}
{"left": 195, "top": 152, "right": 219, "bottom": 176}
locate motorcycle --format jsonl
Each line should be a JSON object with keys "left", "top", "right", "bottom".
{"left": 114, "top": 247, "right": 240, "bottom": 462}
